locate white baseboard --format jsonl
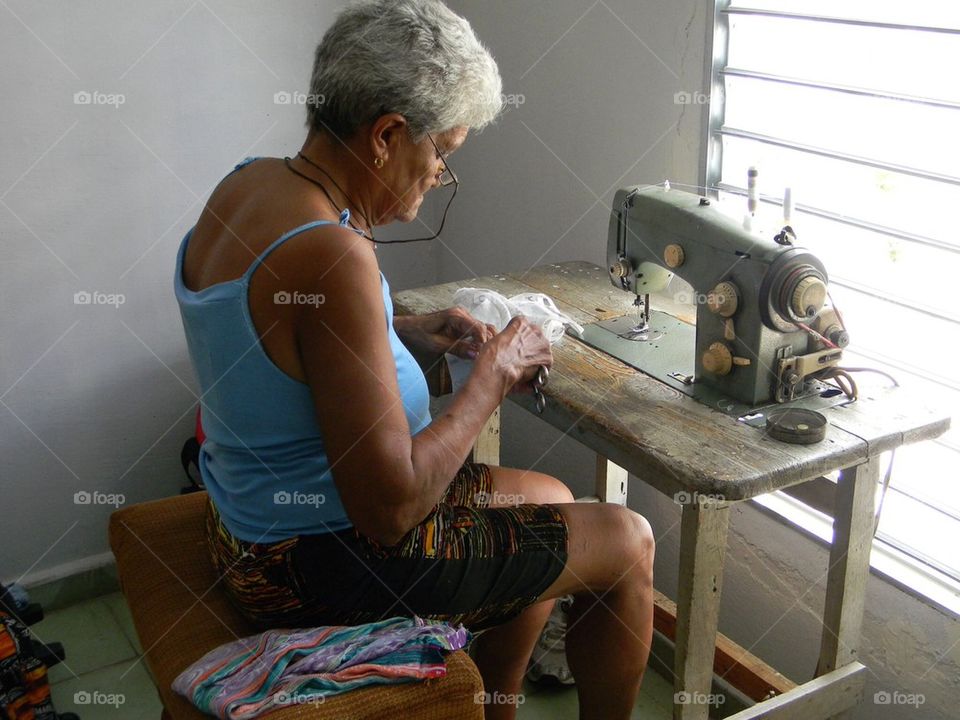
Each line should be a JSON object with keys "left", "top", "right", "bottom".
{"left": 10, "top": 551, "right": 116, "bottom": 590}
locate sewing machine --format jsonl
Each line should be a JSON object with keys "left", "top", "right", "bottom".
{"left": 578, "top": 185, "right": 851, "bottom": 419}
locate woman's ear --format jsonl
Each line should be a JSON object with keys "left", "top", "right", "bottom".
{"left": 369, "top": 113, "right": 409, "bottom": 165}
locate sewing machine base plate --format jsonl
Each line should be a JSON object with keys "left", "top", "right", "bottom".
{"left": 577, "top": 311, "right": 852, "bottom": 426}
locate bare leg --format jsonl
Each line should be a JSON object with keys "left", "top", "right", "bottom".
{"left": 477, "top": 468, "right": 654, "bottom": 720}
{"left": 564, "top": 546, "right": 653, "bottom": 719}
{"left": 477, "top": 466, "right": 655, "bottom": 720}
{"left": 470, "top": 467, "right": 573, "bottom": 719}
{"left": 551, "top": 504, "right": 655, "bottom": 720}
{"left": 472, "top": 598, "right": 554, "bottom": 720}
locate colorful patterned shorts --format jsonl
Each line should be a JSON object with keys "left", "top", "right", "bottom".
{"left": 206, "top": 463, "right": 569, "bottom": 632}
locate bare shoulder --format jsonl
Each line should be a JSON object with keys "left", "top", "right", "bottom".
{"left": 195, "top": 156, "right": 376, "bottom": 289}
{"left": 263, "top": 219, "right": 378, "bottom": 295}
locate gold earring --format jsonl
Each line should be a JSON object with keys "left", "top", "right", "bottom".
{"left": 374, "top": 157, "right": 384, "bottom": 169}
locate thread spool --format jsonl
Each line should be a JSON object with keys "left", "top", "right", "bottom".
{"left": 783, "top": 187, "right": 793, "bottom": 225}
{"left": 747, "top": 166, "right": 759, "bottom": 215}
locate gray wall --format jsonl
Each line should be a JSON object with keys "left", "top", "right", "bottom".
{"left": 0, "top": 0, "right": 440, "bottom": 586}
{"left": 0, "top": 0, "right": 356, "bottom": 583}
{"left": 438, "top": 0, "right": 704, "bottom": 283}
{"left": 443, "top": 2, "right": 959, "bottom": 719}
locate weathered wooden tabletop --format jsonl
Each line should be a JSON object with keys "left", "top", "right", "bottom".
{"left": 393, "top": 261, "right": 951, "bottom": 502}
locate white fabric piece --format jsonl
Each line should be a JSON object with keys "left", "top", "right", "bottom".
{"left": 444, "top": 287, "right": 584, "bottom": 392}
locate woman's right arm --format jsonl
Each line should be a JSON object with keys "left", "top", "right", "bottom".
{"left": 406, "top": 313, "right": 553, "bottom": 517}
{"left": 291, "top": 228, "right": 551, "bottom": 546}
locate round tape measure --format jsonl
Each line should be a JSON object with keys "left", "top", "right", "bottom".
{"left": 765, "top": 408, "right": 827, "bottom": 444}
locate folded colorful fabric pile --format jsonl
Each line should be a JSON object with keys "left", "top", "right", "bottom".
{"left": 172, "top": 616, "right": 471, "bottom": 719}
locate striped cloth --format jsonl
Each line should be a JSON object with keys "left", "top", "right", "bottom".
{"left": 171, "top": 616, "right": 471, "bottom": 719}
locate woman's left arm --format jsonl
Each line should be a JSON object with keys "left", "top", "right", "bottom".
{"left": 394, "top": 308, "right": 495, "bottom": 359}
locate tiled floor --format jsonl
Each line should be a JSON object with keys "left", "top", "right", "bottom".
{"left": 32, "top": 593, "right": 160, "bottom": 719}
{"left": 31, "top": 591, "right": 675, "bottom": 719}
{"left": 517, "top": 671, "right": 676, "bottom": 718}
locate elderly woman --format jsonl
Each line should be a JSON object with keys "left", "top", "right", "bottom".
{"left": 175, "top": 1, "right": 653, "bottom": 718}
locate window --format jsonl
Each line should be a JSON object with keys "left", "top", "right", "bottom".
{"left": 706, "top": 1, "right": 960, "bottom": 584}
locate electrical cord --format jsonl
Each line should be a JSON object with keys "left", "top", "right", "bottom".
{"left": 810, "top": 365, "right": 900, "bottom": 402}
{"left": 800, "top": 291, "right": 899, "bottom": 401}
{"left": 830, "top": 367, "right": 899, "bottom": 387}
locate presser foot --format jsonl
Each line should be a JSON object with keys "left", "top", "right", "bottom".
{"left": 618, "top": 323, "right": 664, "bottom": 342}
{"left": 619, "top": 295, "right": 663, "bottom": 341}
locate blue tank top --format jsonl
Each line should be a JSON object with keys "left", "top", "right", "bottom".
{"left": 173, "top": 156, "right": 432, "bottom": 543}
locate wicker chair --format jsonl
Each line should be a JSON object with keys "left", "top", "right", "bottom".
{"left": 108, "top": 491, "right": 484, "bottom": 719}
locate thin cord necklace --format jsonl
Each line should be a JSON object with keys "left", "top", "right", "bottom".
{"left": 282, "top": 154, "right": 375, "bottom": 242}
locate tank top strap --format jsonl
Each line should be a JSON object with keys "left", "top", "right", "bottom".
{"left": 242, "top": 220, "right": 337, "bottom": 281}
{"left": 241, "top": 209, "right": 359, "bottom": 281}
{"left": 231, "top": 156, "right": 262, "bottom": 173}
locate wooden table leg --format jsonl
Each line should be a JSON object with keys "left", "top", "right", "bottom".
{"left": 674, "top": 500, "right": 730, "bottom": 720}
{"left": 595, "top": 455, "right": 629, "bottom": 505}
{"left": 816, "top": 456, "right": 880, "bottom": 718}
{"left": 471, "top": 406, "right": 501, "bottom": 466}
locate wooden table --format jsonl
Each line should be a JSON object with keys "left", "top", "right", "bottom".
{"left": 393, "top": 261, "right": 950, "bottom": 720}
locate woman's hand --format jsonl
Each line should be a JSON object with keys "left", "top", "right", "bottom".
{"left": 476, "top": 315, "right": 553, "bottom": 398}
{"left": 395, "top": 308, "right": 497, "bottom": 359}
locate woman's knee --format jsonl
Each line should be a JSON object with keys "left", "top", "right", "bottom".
{"left": 539, "top": 473, "right": 575, "bottom": 505}
{"left": 546, "top": 504, "right": 653, "bottom": 595}
{"left": 488, "top": 466, "right": 574, "bottom": 506}
{"left": 601, "top": 504, "right": 654, "bottom": 573}
{"left": 626, "top": 508, "right": 655, "bottom": 578}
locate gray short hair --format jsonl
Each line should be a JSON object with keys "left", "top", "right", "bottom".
{"left": 307, "top": 0, "right": 502, "bottom": 141}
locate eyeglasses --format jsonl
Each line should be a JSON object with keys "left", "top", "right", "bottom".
{"left": 427, "top": 133, "right": 458, "bottom": 187}
{"left": 376, "top": 133, "right": 459, "bottom": 244}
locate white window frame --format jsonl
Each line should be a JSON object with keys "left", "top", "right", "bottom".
{"left": 703, "top": 0, "right": 960, "bottom": 616}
